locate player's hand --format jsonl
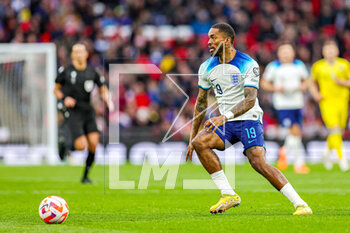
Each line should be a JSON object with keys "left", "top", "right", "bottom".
{"left": 204, "top": 115, "right": 227, "bottom": 132}
{"left": 335, "top": 78, "right": 348, "bottom": 87}
{"left": 107, "top": 99, "right": 115, "bottom": 112}
{"left": 299, "top": 83, "right": 308, "bottom": 92}
{"left": 313, "top": 93, "right": 323, "bottom": 103}
{"left": 186, "top": 143, "right": 194, "bottom": 162}
{"left": 64, "top": 96, "right": 76, "bottom": 108}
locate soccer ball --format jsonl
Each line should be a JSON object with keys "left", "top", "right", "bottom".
{"left": 38, "top": 196, "right": 69, "bottom": 224}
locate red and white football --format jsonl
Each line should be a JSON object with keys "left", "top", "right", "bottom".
{"left": 38, "top": 196, "right": 69, "bottom": 224}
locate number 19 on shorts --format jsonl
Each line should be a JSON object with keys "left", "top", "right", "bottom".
{"left": 245, "top": 127, "right": 256, "bottom": 139}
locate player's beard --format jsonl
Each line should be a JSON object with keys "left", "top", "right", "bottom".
{"left": 211, "top": 44, "right": 224, "bottom": 57}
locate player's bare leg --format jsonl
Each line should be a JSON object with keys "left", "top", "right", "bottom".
{"left": 245, "top": 146, "right": 312, "bottom": 215}
{"left": 246, "top": 146, "right": 287, "bottom": 189}
{"left": 192, "top": 129, "right": 225, "bottom": 173}
{"left": 192, "top": 129, "right": 241, "bottom": 213}
{"left": 74, "top": 135, "right": 88, "bottom": 151}
{"left": 87, "top": 132, "right": 99, "bottom": 153}
{"left": 81, "top": 132, "right": 99, "bottom": 184}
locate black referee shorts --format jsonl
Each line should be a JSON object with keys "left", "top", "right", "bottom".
{"left": 65, "top": 109, "right": 99, "bottom": 141}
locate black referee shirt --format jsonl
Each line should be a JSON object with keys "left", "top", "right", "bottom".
{"left": 55, "top": 64, "right": 105, "bottom": 112}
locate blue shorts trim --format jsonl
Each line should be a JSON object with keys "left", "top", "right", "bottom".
{"left": 214, "top": 120, "right": 265, "bottom": 154}
{"left": 277, "top": 109, "right": 303, "bottom": 127}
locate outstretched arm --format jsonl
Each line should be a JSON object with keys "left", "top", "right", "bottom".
{"left": 186, "top": 87, "right": 209, "bottom": 161}
{"left": 53, "top": 83, "right": 64, "bottom": 100}
{"left": 335, "top": 78, "right": 350, "bottom": 87}
{"left": 228, "top": 86, "right": 257, "bottom": 117}
{"left": 204, "top": 86, "right": 257, "bottom": 131}
{"left": 99, "top": 85, "right": 114, "bottom": 111}
{"left": 260, "top": 78, "right": 283, "bottom": 92}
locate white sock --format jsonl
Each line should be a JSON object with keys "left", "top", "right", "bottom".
{"left": 210, "top": 170, "right": 235, "bottom": 195}
{"left": 285, "top": 135, "right": 305, "bottom": 166}
{"left": 283, "top": 135, "right": 293, "bottom": 163}
{"left": 280, "top": 183, "right": 307, "bottom": 208}
{"left": 292, "top": 136, "right": 305, "bottom": 166}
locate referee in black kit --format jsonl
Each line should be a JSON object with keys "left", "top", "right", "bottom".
{"left": 54, "top": 42, "right": 113, "bottom": 184}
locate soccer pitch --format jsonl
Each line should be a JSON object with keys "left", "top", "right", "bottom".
{"left": 0, "top": 164, "right": 349, "bottom": 233}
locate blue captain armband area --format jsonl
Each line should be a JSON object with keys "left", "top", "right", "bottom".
{"left": 243, "top": 84, "right": 259, "bottom": 90}
{"left": 198, "top": 85, "right": 211, "bottom": 90}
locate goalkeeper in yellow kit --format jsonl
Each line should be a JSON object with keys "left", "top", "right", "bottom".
{"left": 310, "top": 40, "right": 350, "bottom": 171}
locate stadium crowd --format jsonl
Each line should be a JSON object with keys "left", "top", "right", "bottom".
{"left": 2, "top": 0, "right": 350, "bottom": 141}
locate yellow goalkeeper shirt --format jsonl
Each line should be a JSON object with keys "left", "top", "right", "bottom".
{"left": 311, "top": 58, "right": 350, "bottom": 101}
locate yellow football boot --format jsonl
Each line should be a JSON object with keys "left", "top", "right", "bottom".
{"left": 210, "top": 194, "right": 241, "bottom": 214}
{"left": 293, "top": 205, "right": 313, "bottom": 215}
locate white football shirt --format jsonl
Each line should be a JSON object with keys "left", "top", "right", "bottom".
{"left": 263, "top": 60, "right": 309, "bottom": 110}
{"left": 198, "top": 50, "right": 263, "bottom": 122}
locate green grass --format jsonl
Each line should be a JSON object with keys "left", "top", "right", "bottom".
{"left": 0, "top": 163, "right": 349, "bottom": 233}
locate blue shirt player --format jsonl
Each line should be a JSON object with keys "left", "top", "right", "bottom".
{"left": 185, "top": 23, "right": 312, "bottom": 215}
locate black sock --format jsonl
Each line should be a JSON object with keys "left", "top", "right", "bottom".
{"left": 83, "top": 151, "right": 95, "bottom": 179}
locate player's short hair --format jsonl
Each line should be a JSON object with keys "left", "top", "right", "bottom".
{"left": 277, "top": 41, "right": 296, "bottom": 51}
{"left": 323, "top": 39, "right": 338, "bottom": 48}
{"left": 71, "top": 41, "right": 88, "bottom": 53}
{"left": 211, "top": 23, "right": 236, "bottom": 44}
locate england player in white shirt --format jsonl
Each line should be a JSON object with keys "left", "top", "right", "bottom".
{"left": 261, "top": 43, "right": 310, "bottom": 174}
{"left": 185, "top": 23, "right": 312, "bottom": 215}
